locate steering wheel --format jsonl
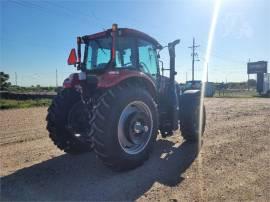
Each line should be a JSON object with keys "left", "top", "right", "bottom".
{"left": 139, "top": 62, "right": 151, "bottom": 74}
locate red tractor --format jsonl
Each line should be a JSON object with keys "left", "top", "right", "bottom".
{"left": 47, "top": 24, "right": 206, "bottom": 171}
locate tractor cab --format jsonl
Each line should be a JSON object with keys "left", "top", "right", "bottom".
{"left": 68, "top": 24, "right": 162, "bottom": 80}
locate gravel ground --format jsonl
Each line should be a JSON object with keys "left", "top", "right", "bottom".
{"left": 0, "top": 98, "right": 269, "bottom": 201}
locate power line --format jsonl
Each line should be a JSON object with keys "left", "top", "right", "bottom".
{"left": 188, "top": 37, "right": 200, "bottom": 81}
{"left": 42, "top": 1, "right": 106, "bottom": 30}
{"left": 198, "top": 44, "right": 246, "bottom": 64}
{"left": 10, "top": 0, "right": 104, "bottom": 31}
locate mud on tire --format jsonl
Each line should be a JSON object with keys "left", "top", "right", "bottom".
{"left": 46, "top": 88, "right": 92, "bottom": 154}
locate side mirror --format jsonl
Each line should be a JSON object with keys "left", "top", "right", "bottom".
{"left": 67, "top": 48, "right": 77, "bottom": 66}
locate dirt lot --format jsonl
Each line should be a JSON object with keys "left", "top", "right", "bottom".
{"left": 1, "top": 98, "right": 269, "bottom": 201}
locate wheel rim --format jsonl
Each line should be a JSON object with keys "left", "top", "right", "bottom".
{"left": 67, "top": 101, "right": 90, "bottom": 143}
{"left": 118, "top": 101, "right": 153, "bottom": 155}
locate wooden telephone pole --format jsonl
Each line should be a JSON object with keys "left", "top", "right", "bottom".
{"left": 188, "top": 38, "right": 200, "bottom": 81}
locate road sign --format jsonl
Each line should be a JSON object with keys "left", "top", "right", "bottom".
{"left": 247, "top": 61, "right": 267, "bottom": 74}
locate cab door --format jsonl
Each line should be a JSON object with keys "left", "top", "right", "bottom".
{"left": 137, "top": 39, "right": 159, "bottom": 80}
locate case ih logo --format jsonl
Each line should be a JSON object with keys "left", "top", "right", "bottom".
{"left": 247, "top": 61, "right": 268, "bottom": 74}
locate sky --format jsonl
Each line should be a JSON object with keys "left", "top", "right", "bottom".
{"left": 1, "top": 0, "right": 269, "bottom": 86}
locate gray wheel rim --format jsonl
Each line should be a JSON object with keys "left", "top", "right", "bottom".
{"left": 118, "top": 101, "right": 153, "bottom": 155}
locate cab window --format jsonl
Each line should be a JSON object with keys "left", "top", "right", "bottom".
{"left": 115, "top": 37, "right": 137, "bottom": 68}
{"left": 85, "top": 37, "right": 111, "bottom": 70}
{"left": 138, "top": 40, "right": 158, "bottom": 77}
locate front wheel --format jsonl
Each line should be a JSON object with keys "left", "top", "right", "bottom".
{"left": 46, "top": 89, "right": 92, "bottom": 154}
{"left": 179, "top": 91, "right": 206, "bottom": 142}
{"left": 90, "top": 84, "right": 158, "bottom": 171}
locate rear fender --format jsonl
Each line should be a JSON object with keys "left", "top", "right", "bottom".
{"left": 63, "top": 73, "right": 80, "bottom": 89}
{"left": 182, "top": 89, "right": 201, "bottom": 97}
{"left": 63, "top": 72, "right": 87, "bottom": 89}
{"left": 180, "top": 89, "right": 201, "bottom": 102}
{"left": 97, "top": 70, "right": 157, "bottom": 99}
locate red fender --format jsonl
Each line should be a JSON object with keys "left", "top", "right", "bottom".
{"left": 63, "top": 73, "right": 80, "bottom": 88}
{"left": 97, "top": 70, "right": 157, "bottom": 99}
{"left": 63, "top": 70, "right": 157, "bottom": 99}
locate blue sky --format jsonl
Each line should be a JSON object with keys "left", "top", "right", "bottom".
{"left": 1, "top": 0, "right": 269, "bottom": 86}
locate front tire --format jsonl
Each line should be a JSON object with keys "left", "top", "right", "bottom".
{"left": 179, "top": 91, "right": 206, "bottom": 142}
{"left": 90, "top": 84, "right": 158, "bottom": 171}
{"left": 46, "top": 89, "right": 92, "bottom": 154}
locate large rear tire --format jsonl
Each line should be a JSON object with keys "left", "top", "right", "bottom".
{"left": 46, "top": 89, "right": 92, "bottom": 154}
{"left": 179, "top": 91, "right": 206, "bottom": 142}
{"left": 90, "top": 84, "right": 158, "bottom": 171}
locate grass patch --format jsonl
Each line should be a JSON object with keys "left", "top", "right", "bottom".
{"left": 0, "top": 99, "right": 51, "bottom": 110}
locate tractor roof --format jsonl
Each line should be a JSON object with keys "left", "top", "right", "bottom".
{"left": 82, "top": 28, "right": 162, "bottom": 49}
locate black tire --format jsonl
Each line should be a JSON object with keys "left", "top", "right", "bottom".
{"left": 46, "top": 88, "right": 92, "bottom": 154}
{"left": 90, "top": 84, "right": 158, "bottom": 171}
{"left": 179, "top": 92, "right": 206, "bottom": 142}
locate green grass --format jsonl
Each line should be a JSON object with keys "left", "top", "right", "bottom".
{"left": 0, "top": 99, "right": 51, "bottom": 110}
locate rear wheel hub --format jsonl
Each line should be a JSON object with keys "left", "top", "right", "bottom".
{"left": 118, "top": 101, "right": 153, "bottom": 155}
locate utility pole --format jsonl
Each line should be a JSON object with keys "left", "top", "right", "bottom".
{"left": 188, "top": 37, "right": 200, "bottom": 81}
{"left": 56, "top": 69, "right": 58, "bottom": 87}
{"left": 186, "top": 72, "right": 188, "bottom": 82}
{"left": 15, "top": 72, "right": 17, "bottom": 86}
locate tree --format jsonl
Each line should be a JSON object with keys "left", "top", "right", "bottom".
{"left": 0, "top": 72, "right": 11, "bottom": 91}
